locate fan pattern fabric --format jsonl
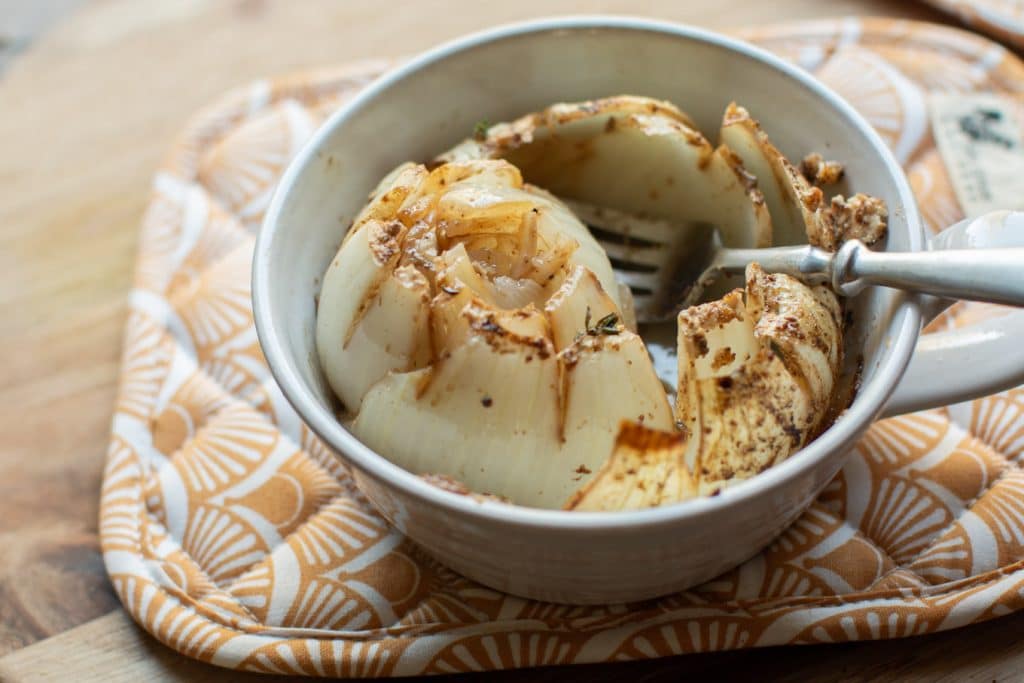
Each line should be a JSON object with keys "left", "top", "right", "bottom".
{"left": 101, "top": 19, "right": 1024, "bottom": 676}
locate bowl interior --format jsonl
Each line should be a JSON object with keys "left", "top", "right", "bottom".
{"left": 256, "top": 18, "right": 921, "bottom": 516}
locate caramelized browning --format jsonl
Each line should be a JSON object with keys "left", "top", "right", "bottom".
{"left": 800, "top": 152, "right": 845, "bottom": 185}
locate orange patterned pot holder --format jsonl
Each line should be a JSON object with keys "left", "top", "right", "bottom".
{"left": 101, "top": 18, "right": 1024, "bottom": 676}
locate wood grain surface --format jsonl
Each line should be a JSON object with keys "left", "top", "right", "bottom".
{"left": 5, "top": 0, "right": 1023, "bottom": 680}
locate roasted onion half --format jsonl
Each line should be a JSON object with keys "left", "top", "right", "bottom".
{"left": 318, "top": 159, "right": 673, "bottom": 508}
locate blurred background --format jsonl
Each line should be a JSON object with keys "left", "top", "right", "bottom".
{"left": 4, "top": 1, "right": 1023, "bottom": 680}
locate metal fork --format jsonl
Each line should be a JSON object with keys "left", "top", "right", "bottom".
{"left": 566, "top": 200, "right": 1024, "bottom": 323}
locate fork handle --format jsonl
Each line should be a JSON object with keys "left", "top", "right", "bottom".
{"left": 720, "top": 242, "right": 1024, "bottom": 306}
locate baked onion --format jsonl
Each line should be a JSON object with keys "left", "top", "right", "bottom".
{"left": 317, "top": 95, "right": 885, "bottom": 511}
{"left": 317, "top": 158, "right": 673, "bottom": 508}
{"left": 676, "top": 264, "right": 843, "bottom": 495}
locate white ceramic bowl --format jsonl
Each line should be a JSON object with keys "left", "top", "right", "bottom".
{"left": 254, "top": 16, "right": 1024, "bottom": 603}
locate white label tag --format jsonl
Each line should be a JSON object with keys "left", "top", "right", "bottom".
{"left": 929, "top": 94, "right": 1024, "bottom": 218}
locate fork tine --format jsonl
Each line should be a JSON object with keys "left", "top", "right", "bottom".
{"left": 609, "top": 269, "right": 661, "bottom": 293}
{"left": 599, "top": 241, "right": 669, "bottom": 268}
{"left": 563, "top": 198, "right": 720, "bottom": 322}
{"left": 563, "top": 199, "right": 678, "bottom": 244}
{"left": 628, "top": 293, "right": 657, "bottom": 313}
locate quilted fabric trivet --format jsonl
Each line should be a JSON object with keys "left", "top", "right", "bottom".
{"left": 101, "top": 18, "right": 1024, "bottom": 676}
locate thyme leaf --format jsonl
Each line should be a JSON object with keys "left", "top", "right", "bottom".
{"left": 473, "top": 119, "right": 491, "bottom": 141}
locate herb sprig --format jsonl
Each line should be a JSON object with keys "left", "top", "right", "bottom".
{"left": 575, "top": 306, "right": 623, "bottom": 342}
{"left": 473, "top": 119, "right": 491, "bottom": 141}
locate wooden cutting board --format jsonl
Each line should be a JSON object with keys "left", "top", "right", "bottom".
{"left": 6, "top": 0, "right": 1024, "bottom": 681}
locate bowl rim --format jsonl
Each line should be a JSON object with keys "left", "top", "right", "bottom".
{"left": 253, "top": 14, "right": 923, "bottom": 532}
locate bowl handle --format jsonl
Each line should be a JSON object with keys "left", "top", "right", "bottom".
{"left": 882, "top": 211, "right": 1024, "bottom": 418}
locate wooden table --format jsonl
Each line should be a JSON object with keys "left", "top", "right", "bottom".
{"left": 2, "top": 0, "right": 1022, "bottom": 680}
